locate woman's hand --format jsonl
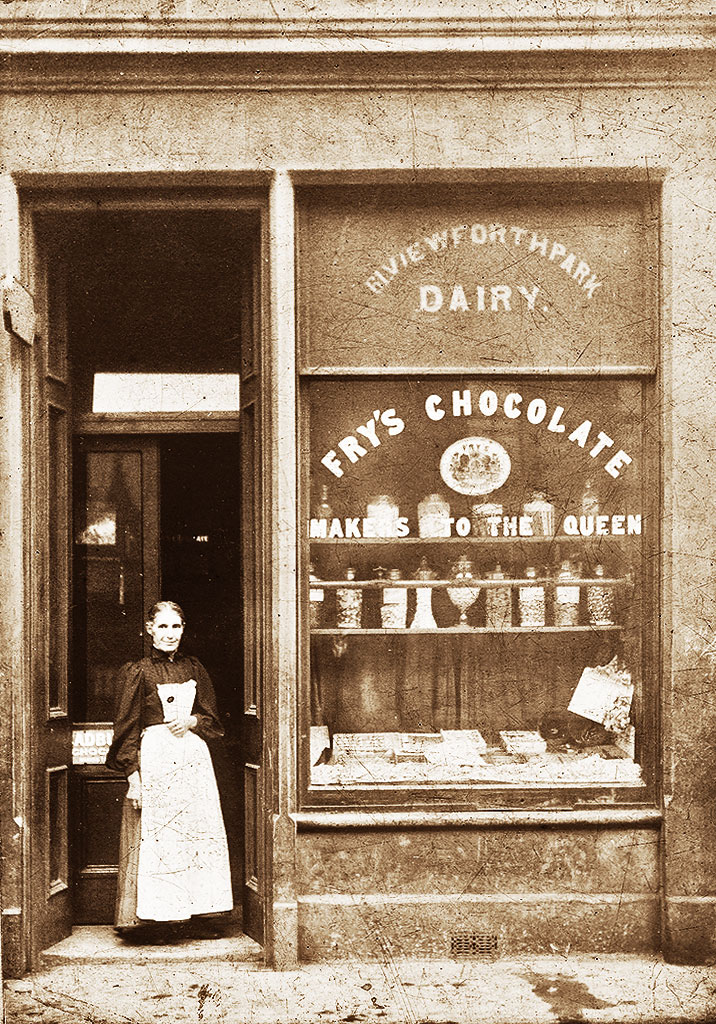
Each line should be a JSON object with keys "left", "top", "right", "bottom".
{"left": 126, "top": 771, "right": 142, "bottom": 810}
{"left": 166, "top": 714, "right": 197, "bottom": 738}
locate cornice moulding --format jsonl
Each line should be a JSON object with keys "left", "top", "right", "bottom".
{"left": 1, "top": 47, "right": 714, "bottom": 92}
{"left": 0, "top": 15, "right": 715, "bottom": 56}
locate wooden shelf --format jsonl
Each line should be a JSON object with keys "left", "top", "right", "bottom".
{"left": 312, "top": 577, "right": 625, "bottom": 588}
{"left": 309, "top": 535, "right": 633, "bottom": 545}
{"left": 311, "top": 625, "right": 621, "bottom": 635}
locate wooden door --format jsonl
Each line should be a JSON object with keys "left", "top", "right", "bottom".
{"left": 28, "top": 236, "right": 74, "bottom": 954}
{"left": 70, "top": 437, "right": 160, "bottom": 922}
{"left": 239, "top": 236, "right": 265, "bottom": 944}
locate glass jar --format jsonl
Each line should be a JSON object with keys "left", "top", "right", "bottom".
{"left": 314, "top": 483, "right": 333, "bottom": 521}
{"left": 523, "top": 491, "right": 555, "bottom": 537}
{"left": 309, "top": 563, "right": 324, "bottom": 629}
{"left": 471, "top": 502, "right": 502, "bottom": 537}
{"left": 581, "top": 479, "right": 599, "bottom": 517}
{"left": 554, "top": 559, "right": 581, "bottom": 626}
{"left": 587, "top": 564, "right": 615, "bottom": 626}
{"left": 365, "top": 494, "right": 400, "bottom": 538}
{"left": 519, "top": 566, "right": 545, "bottom": 627}
{"left": 381, "top": 568, "right": 408, "bottom": 628}
{"left": 446, "top": 555, "right": 481, "bottom": 627}
{"left": 410, "top": 556, "right": 438, "bottom": 630}
{"left": 417, "top": 493, "right": 451, "bottom": 538}
{"left": 336, "top": 567, "right": 363, "bottom": 628}
{"left": 485, "top": 564, "right": 512, "bottom": 629}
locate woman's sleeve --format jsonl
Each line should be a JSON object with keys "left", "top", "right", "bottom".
{"left": 105, "top": 661, "right": 144, "bottom": 776}
{"left": 190, "top": 659, "right": 225, "bottom": 741}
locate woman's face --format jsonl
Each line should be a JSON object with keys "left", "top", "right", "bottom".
{"left": 146, "top": 608, "right": 184, "bottom": 653}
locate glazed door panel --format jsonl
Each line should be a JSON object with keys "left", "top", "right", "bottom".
{"left": 71, "top": 437, "right": 160, "bottom": 922}
{"left": 29, "top": 238, "right": 74, "bottom": 957}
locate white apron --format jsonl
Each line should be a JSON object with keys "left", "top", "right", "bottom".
{"left": 136, "top": 680, "right": 233, "bottom": 922}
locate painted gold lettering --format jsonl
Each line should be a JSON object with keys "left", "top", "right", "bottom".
{"left": 491, "top": 285, "right": 511, "bottom": 311}
{"left": 420, "top": 285, "right": 443, "bottom": 312}
{"left": 527, "top": 398, "right": 547, "bottom": 425}
{"left": 568, "top": 420, "right": 592, "bottom": 448}
{"left": 504, "top": 392, "right": 523, "bottom": 419}
{"left": 338, "top": 436, "right": 368, "bottom": 463}
{"left": 589, "top": 431, "right": 614, "bottom": 458}
{"left": 425, "top": 395, "right": 445, "bottom": 421}
{"left": 321, "top": 450, "right": 343, "bottom": 478}
{"left": 605, "top": 450, "right": 632, "bottom": 478}
{"left": 452, "top": 389, "right": 473, "bottom": 416}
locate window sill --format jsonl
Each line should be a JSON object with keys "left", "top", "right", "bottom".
{"left": 293, "top": 805, "right": 661, "bottom": 830}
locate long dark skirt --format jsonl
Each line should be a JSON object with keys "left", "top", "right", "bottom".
{"left": 115, "top": 797, "right": 142, "bottom": 928}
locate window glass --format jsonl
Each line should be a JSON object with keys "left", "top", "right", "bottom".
{"left": 92, "top": 373, "right": 240, "bottom": 413}
{"left": 298, "top": 183, "right": 657, "bottom": 371}
{"left": 307, "top": 377, "right": 650, "bottom": 790}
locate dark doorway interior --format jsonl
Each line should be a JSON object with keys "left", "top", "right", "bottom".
{"left": 71, "top": 433, "right": 244, "bottom": 925}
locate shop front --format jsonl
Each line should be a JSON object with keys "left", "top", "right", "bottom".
{"left": 0, "top": 7, "right": 715, "bottom": 974}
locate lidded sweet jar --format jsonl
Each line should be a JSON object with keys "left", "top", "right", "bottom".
{"left": 417, "top": 493, "right": 451, "bottom": 538}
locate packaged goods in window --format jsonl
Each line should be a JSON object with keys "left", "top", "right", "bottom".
{"left": 471, "top": 501, "right": 503, "bottom": 537}
{"left": 554, "top": 560, "right": 581, "bottom": 626}
{"left": 309, "top": 564, "right": 324, "bottom": 628}
{"left": 519, "top": 567, "right": 546, "bottom": 627}
{"left": 499, "top": 730, "right": 548, "bottom": 756}
{"left": 417, "top": 492, "right": 451, "bottom": 538}
{"left": 410, "top": 557, "right": 438, "bottom": 629}
{"left": 523, "top": 491, "right": 555, "bottom": 536}
{"left": 439, "top": 729, "right": 488, "bottom": 761}
{"left": 587, "top": 565, "right": 615, "bottom": 626}
{"left": 336, "top": 567, "right": 362, "bottom": 628}
{"left": 381, "top": 569, "right": 408, "bottom": 628}
{"left": 485, "top": 565, "right": 512, "bottom": 628}
{"left": 446, "top": 555, "right": 481, "bottom": 627}
{"left": 568, "top": 657, "right": 633, "bottom": 733}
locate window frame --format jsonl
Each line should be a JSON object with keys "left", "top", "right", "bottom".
{"left": 296, "top": 178, "right": 660, "bottom": 812}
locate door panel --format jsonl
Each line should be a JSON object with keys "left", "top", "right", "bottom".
{"left": 30, "top": 241, "right": 73, "bottom": 955}
{"left": 71, "top": 437, "right": 160, "bottom": 921}
{"left": 240, "top": 380, "right": 265, "bottom": 943}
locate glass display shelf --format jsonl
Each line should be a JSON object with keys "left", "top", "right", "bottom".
{"left": 310, "top": 536, "right": 633, "bottom": 545}
{"left": 311, "top": 625, "right": 622, "bottom": 635}
{"left": 311, "top": 577, "right": 627, "bottom": 587}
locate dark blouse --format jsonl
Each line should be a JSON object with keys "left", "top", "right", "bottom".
{"left": 105, "top": 648, "right": 224, "bottom": 776}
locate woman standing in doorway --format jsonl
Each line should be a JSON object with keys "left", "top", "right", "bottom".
{"left": 106, "top": 600, "right": 233, "bottom": 941}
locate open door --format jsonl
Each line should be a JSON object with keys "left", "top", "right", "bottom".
{"left": 27, "top": 231, "right": 74, "bottom": 955}
{"left": 239, "top": 242, "right": 265, "bottom": 944}
{"left": 70, "top": 436, "right": 160, "bottom": 921}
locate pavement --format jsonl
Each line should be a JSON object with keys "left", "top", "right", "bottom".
{"left": 4, "top": 927, "right": 716, "bottom": 1024}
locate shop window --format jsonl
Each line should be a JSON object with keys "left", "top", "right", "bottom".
{"left": 299, "top": 182, "right": 657, "bottom": 803}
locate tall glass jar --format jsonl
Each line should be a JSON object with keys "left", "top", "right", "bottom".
{"left": 587, "top": 564, "right": 615, "bottom": 626}
{"left": 523, "top": 491, "right": 555, "bottom": 537}
{"left": 581, "top": 479, "right": 599, "bottom": 517}
{"left": 554, "top": 559, "right": 581, "bottom": 626}
{"left": 446, "top": 555, "right": 481, "bottom": 627}
{"left": 417, "top": 493, "right": 451, "bottom": 538}
{"left": 519, "top": 566, "right": 545, "bottom": 627}
{"left": 381, "top": 569, "right": 408, "bottom": 628}
{"left": 336, "top": 567, "right": 363, "bottom": 628}
{"left": 365, "top": 494, "right": 400, "bottom": 538}
{"left": 485, "top": 564, "right": 512, "bottom": 629}
{"left": 309, "top": 563, "right": 324, "bottom": 628}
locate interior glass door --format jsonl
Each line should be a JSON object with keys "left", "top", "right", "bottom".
{"left": 71, "top": 437, "right": 159, "bottom": 922}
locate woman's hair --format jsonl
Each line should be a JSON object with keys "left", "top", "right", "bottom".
{"left": 146, "top": 600, "right": 186, "bottom": 626}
